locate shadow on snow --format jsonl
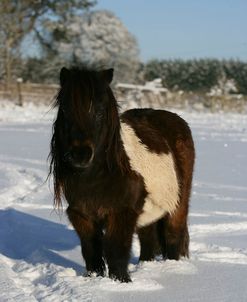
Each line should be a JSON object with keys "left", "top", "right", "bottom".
{"left": 0, "top": 208, "right": 83, "bottom": 275}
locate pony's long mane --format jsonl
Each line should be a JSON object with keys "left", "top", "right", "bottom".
{"left": 49, "top": 117, "right": 65, "bottom": 208}
{"left": 49, "top": 67, "right": 130, "bottom": 208}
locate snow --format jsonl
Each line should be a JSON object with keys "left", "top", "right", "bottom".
{"left": 0, "top": 101, "right": 247, "bottom": 301}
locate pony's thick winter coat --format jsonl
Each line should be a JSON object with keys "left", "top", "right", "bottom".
{"left": 120, "top": 122, "right": 179, "bottom": 227}
{"left": 49, "top": 67, "right": 195, "bottom": 283}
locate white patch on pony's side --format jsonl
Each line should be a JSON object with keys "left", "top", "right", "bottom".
{"left": 120, "top": 122, "right": 179, "bottom": 227}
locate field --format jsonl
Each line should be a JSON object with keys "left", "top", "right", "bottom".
{"left": 0, "top": 102, "right": 247, "bottom": 301}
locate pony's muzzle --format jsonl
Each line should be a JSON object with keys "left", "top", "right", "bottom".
{"left": 64, "top": 143, "right": 95, "bottom": 169}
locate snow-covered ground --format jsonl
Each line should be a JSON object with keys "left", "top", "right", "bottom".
{"left": 0, "top": 101, "right": 247, "bottom": 301}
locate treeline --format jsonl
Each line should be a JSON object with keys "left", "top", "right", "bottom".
{"left": 20, "top": 58, "right": 247, "bottom": 95}
{"left": 144, "top": 59, "right": 247, "bottom": 95}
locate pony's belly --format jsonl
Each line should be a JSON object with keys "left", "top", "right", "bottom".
{"left": 137, "top": 198, "right": 166, "bottom": 227}
{"left": 121, "top": 122, "right": 180, "bottom": 227}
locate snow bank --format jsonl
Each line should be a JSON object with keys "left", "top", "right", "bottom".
{"left": 0, "top": 102, "right": 247, "bottom": 301}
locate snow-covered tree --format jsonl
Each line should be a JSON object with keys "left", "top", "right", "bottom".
{"left": 37, "top": 10, "right": 140, "bottom": 83}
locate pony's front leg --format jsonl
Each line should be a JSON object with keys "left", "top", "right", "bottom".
{"left": 67, "top": 207, "right": 106, "bottom": 276}
{"left": 104, "top": 209, "right": 138, "bottom": 282}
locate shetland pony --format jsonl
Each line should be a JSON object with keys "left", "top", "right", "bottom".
{"left": 50, "top": 67, "right": 195, "bottom": 282}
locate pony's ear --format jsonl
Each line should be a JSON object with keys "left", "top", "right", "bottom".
{"left": 102, "top": 68, "right": 114, "bottom": 84}
{"left": 60, "top": 67, "right": 70, "bottom": 86}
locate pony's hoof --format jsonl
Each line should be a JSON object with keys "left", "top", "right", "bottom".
{"left": 109, "top": 272, "right": 132, "bottom": 283}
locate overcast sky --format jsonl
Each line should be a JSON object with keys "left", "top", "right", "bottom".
{"left": 94, "top": 0, "right": 247, "bottom": 62}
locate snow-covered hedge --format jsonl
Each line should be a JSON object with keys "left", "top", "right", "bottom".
{"left": 144, "top": 59, "right": 247, "bottom": 95}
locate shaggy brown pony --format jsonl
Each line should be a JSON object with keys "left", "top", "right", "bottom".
{"left": 49, "top": 67, "right": 195, "bottom": 283}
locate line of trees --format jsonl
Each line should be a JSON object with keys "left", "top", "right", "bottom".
{"left": 144, "top": 59, "right": 247, "bottom": 95}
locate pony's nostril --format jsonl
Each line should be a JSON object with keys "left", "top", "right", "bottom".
{"left": 88, "top": 146, "right": 94, "bottom": 163}
{"left": 81, "top": 145, "right": 94, "bottom": 164}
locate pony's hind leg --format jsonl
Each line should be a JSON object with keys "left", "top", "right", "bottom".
{"left": 137, "top": 223, "right": 158, "bottom": 261}
{"left": 157, "top": 136, "right": 194, "bottom": 260}
{"left": 156, "top": 156, "right": 192, "bottom": 261}
{"left": 67, "top": 207, "right": 106, "bottom": 276}
{"left": 157, "top": 212, "right": 189, "bottom": 260}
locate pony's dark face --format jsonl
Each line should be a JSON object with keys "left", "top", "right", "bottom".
{"left": 53, "top": 67, "right": 114, "bottom": 171}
